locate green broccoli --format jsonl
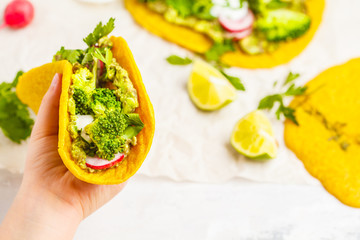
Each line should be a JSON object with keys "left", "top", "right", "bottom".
{"left": 73, "top": 88, "right": 93, "bottom": 115}
{"left": 256, "top": 9, "right": 311, "bottom": 42}
{"left": 71, "top": 68, "right": 96, "bottom": 115}
{"left": 85, "top": 109, "right": 128, "bottom": 160}
{"left": 90, "top": 88, "right": 121, "bottom": 116}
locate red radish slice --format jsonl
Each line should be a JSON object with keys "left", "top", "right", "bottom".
{"left": 228, "top": 28, "right": 253, "bottom": 40}
{"left": 2, "top": 0, "right": 34, "bottom": 30}
{"left": 219, "top": 11, "right": 254, "bottom": 33}
{"left": 98, "top": 60, "right": 105, "bottom": 78}
{"left": 86, "top": 153, "right": 125, "bottom": 170}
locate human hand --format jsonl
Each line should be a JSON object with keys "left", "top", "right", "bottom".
{"left": 0, "top": 74, "right": 126, "bottom": 240}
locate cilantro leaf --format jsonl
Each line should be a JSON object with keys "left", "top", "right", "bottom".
{"left": 0, "top": 72, "right": 34, "bottom": 143}
{"left": 221, "top": 71, "right": 245, "bottom": 91}
{"left": 123, "top": 114, "right": 144, "bottom": 139}
{"left": 285, "top": 84, "right": 307, "bottom": 96}
{"left": 81, "top": 48, "right": 95, "bottom": 65}
{"left": 93, "top": 48, "right": 113, "bottom": 66}
{"left": 166, "top": 55, "right": 192, "bottom": 65}
{"left": 53, "top": 47, "right": 83, "bottom": 64}
{"left": 258, "top": 94, "right": 282, "bottom": 110}
{"left": 83, "top": 18, "right": 115, "bottom": 47}
{"left": 280, "top": 106, "right": 298, "bottom": 125}
{"left": 205, "top": 40, "right": 235, "bottom": 62}
{"left": 283, "top": 72, "right": 300, "bottom": 86}
{"left": 257, "top": 72, "right": 305, "bottom": 125}
{"left": 11, "top": 70, "right": 24, "bottom": 87}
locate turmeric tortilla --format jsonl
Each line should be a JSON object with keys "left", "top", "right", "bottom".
{"left": 16, "top": 36, "right": 155, "bottom": 185}
{"left": 284, "top": 58, "right": 360, "bottom": 207}
{"left": 125, "top": 0, "right": 325, "bottom": 69}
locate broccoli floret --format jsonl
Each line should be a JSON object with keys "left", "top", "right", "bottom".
{"left": 256, "top": 9, "right": 311, "bottom": 42}
{"left": 85, "top": 110, "right": 128, "bottom": 160}
{"left": 71, "top": 68, "right": 96, "bottom": 114}
{"left": 91, "top": 88, "right": 121, "bottom": 116}
{"left": 73, "top": 88, "right": 93, "bottom": 115}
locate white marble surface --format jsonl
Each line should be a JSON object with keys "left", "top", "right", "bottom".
{"left": 1, "top": 171, "right": 360, "bottom": 239}
{"left": 1, "top": 0, "right": 360, "bottom": 238}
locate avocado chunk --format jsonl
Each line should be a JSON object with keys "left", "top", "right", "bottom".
{"left": 256, "top": 9, "right": 311, "bottom": 42}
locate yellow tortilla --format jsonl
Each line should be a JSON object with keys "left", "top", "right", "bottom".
{"left": 17, "top": 36, "right": 155, "bottom": 185}
{"left": 284, "top": 58, "right": 360, "bottom": 207}
{"left": 125, "top": 0, "right": 325, "bottom": 68}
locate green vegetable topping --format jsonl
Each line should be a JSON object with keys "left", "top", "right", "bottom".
{"left": 256, "top": 9, "right": 311, "bottom": 42}
{"left": 205, "top": 39, "right": 235, "bottom": 62}
{"left": 0, "top": 71, "right": 34, "bottom": 143}
{"left": 258, "top": 72, "right": 306, "bottom": 125}
{"left": 83, "top": 18, "right": 115, "bottom": 47}
{"left": 220, "top": 70, "right": 245, "bottom": 91}
{"left": 166, "top": 55, "right": 193, "bottom": 65}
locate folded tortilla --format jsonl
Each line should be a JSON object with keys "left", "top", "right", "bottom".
{"left": 284, "top": 58, "right": 360, "bottom": 207}
{"left": 125, "top": 0, "right": 325, "bottom": 68}
{"left": 16, "top": 36, "right": 155, "bottom": 185}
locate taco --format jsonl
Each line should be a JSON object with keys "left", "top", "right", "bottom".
{"left": 284, "top": 58, "right": 360, "bottom": 207}
{"left": 126, "top": 0, "right": 325, "bottom": 68}
{"left": 16, "top": 19, "right": 155, "bottom": 185}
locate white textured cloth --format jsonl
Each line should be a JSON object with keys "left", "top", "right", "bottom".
{"left": 1, "top": 0, "right": 360, "bottom": 185}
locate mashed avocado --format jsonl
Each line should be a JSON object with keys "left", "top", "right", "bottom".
{"left": 59, "top": 37, "right": 143, "bottom": 172}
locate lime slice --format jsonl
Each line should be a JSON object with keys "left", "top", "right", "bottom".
{"left": 188, "top": 59, "right": 237, "bottom": 111}
{"left": 231, "top": 110, "right": 278, "bottom": 159}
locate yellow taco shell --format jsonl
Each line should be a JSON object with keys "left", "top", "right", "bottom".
{"left": 284, "top": 58, "right": 360, "bottom": 207}
{"left": 17, "top": 36, "right": 155, "bottom": 185}
{"left": 125, "top": 0, "right": 325, "bottom": 68}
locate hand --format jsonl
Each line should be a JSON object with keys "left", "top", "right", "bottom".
{"left": 0, "top": 74, "right": 126, "bottom": 240}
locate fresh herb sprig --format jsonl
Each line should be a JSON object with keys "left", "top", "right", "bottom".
{"left": 53, "top": 18, "right": 115, "bottom": 65}
{"left": 83, "top": 18, "right": 115, "bottom": 47}
{"left": 205, "top": 40, "right": 235, "bottom": 62}
{"left": 166, "top": 55, "right": 192, "bottom": 65}
{"left": 258, "top": 72, "right": 306, "bottom": 125}
{"left": 165, "top": 54, "right": 245, "bottom": 91}
{"left": 0, "top": 71, "right": 34, "bottom": 143}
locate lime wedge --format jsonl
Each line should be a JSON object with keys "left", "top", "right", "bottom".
{"left": 231, "top": 110, "right": 278, "bottom": 159}
{"left": 188, "top": 59, "right": 237, "bottom": 111}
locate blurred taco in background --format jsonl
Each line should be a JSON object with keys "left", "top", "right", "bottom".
{"left": 284, "top": 58, "right": 360, "bottom": 208}
{"left": 16, "top": 18, "right": 155, "bottom": 185}
{"left": 126, "top": 0, "right": 325, "bottom": 68}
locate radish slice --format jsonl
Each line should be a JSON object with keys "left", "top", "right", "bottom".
{"left": 86, "top": 153, "right": 124, "bottom": 170}
{"left": 219, "top": 11, "right": 254, "bottom": 33}
{"left": 227, "top": 28, "right": 253, "bottom": 40}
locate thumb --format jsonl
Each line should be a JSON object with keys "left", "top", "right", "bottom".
{"left": 31, "top": 73, "right": 63, "bottom": 140}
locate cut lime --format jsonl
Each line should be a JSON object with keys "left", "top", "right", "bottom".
{"left": 231, "top": 110, "right": 278, "bottom": 159}
{"left": 188, "top": 59, "right": 237, "bottom": 111}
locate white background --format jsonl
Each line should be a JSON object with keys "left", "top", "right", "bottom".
{"left": 1, "top": 0, "right": 360, "bottom": 239}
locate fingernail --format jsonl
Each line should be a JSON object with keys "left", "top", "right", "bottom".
{"left": 50, "top": 73, "right": 60, "bottom": 90}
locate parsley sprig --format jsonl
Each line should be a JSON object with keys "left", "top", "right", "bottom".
{"left": 83, "top": 18, "right": 115, "bottom": 47}
{"left": 165, "top": 54, "right": 245, "bottom": 91}
{"left": 258, "top": 72, "right": 306, "bottom": 125}
{"left": 0, "top": 71, "right": 34, "bottom": 143}
{"left": 53, "top": 18, "right": 115, "bottom": 65}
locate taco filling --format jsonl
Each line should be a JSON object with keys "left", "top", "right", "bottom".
{"left": 53, "top": 19, "right": 144, "bottom": 172}
{"left": 138, "top": 0, "right": 311, "bottom": 55}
